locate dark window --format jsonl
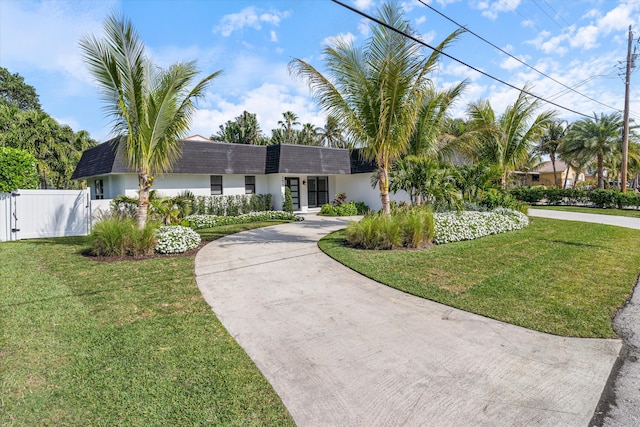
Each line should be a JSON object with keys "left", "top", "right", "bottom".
{"left": 95, "top": 179, "right": 104, "bottom": 200}
{"left": 307, "top": 176, "right": 329, "bottom": 207}
{"left": 245, "top": 176, "right": 256, "bottom": 194}
{"left": 210, "top": 175, "right": 223, "bottom": 195}
{"left": 531, "top": 175, "right": 540, "bottom": 183}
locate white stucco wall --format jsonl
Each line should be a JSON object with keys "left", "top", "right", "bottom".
{"left": 335, "top": 173, "right": 411, "bottom": 211}
{"left": 89, "top": 173, "right": 270, "bottom": 199}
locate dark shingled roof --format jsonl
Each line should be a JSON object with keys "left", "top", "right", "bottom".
{"left": 72, "top": 139, "right": 377, "bottom": 179}
{"left": 349, "top": 148, "right": 377, "bottom": 174}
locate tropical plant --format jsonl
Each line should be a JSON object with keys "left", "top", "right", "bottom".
{"left": 297, "top": 122, "right": 320, "bottom": 145}
{"left": 453, "top": 162, "right": 501, "bottom": 202}
{"left": 80, "top": 14, "right": 221, "bottom": 228}
{"left": 317, "top": 115, "right": 348, "bottom": 148}
{"left": 278, "top": 111, "right": 300, "bottom": 145}
{"left": 389, "top": 156, "right": 461, "bottom": 210}
{"left": 465, "top": 87, "right": 556, "bottom": 188}
{"left": 537, "top": 120, "right": 568, "bottom": 187}
{"left": 0, "top": 66, "right": 41, "bottom": 111}
{"left": 289, "top": 2, "right": 464, "bottom": 215}
{"left": 407, "top": 82, "right": 467, "bottom": 160}
{"left": 0, "top": 147, "right": 39, "bottom": 192}
{"left": 211, "top": 110, "right": 267, "bottom": 145}
{"left": 559, "top": 112, "right": 622, "bottom": 189}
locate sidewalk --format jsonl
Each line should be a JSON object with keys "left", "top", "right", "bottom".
{"left": 195, "top": 215, "right": 621, "bottom": 426}
{"left": 528, "top": 208, "right": 640, "bottom": 229}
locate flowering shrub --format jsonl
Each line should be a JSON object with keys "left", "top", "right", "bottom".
{"left": 155, "top": 225, "right": 202, "bottom": 254}
{"left": 433, "top": 208, "right": 529, "bottom": 244}
{"left": 184, "top": 211, "right": 303, "bottom": 230}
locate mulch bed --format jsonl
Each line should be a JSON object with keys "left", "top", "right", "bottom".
{"left": 82, "top": 241, "right": 208, "bottom": 262}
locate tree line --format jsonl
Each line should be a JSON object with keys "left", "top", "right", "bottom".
{"left": 0, "top": 67, "right": 97, "bottom": 190}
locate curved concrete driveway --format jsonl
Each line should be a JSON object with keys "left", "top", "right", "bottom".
{"left": 195, "top": 215, "right": 621, "bottom": 426}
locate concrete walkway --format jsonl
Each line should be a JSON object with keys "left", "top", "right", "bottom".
{"left": 528, "top": 208, "right": 640, "bottom": 229}
{"left": 195, "top": 214, "right": 624, "bottom": 426}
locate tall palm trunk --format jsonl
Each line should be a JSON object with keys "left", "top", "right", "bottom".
{"left": 378, "top": 168, "right": 391, "bottom": 215}
{"left": 550, "top": 153, "right": 559, "bottom": 188}
{"left": 597, "top": 154, "right": 604, "bottom": 189}
{"left": 138, "top": 173, "right": 152, "bottom": 229}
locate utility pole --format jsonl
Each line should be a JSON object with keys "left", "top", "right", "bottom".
{"left": 621, "top": 25, "right": 633, "bottom": 193}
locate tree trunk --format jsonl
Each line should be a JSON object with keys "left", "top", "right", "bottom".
{"left": 378, "top": 168, "right": 391, "bottom": 215}
{"left": 138, "top": 173, "right": 152, "bottom": 229}
{"left": 597, "top": 154, "right": 604, "bottom": 189}
{"left": 550, "top": 153, "right": 559, "bottom": 188}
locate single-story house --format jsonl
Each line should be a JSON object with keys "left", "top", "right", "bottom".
{"left": 71, "top": 138, "right": 409, "bottom": 212}
{"left": 516, "top": 160, "right": 584, "bottom": 188}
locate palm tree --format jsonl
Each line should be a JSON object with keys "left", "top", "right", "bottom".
{"left": 408, "top": 82, "right": 467, "bottom": 160}
{"left": 289, "top": 2, "right": 464, "bottom": 215}
{"left": 317, "top": 115, "right": 347, "bottom": 148}
{"left": 559, "top": 112, "right": 622, "bottom": 189}
{"left": 538, "top": 120, "right": 568, "bottom": 187}
{"left": 278, "top": 111, "right": 300, "bottom": 145}
{"left": 466, "top": 88, "right": 556, "bottom": 188}
{"left": 298, "top": 123, "right": 320, "bottom": 145}
{"left": 80, "top": 14, "right": 221, "bottom": 228}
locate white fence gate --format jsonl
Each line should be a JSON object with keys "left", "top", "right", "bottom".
{"left": 0, "top": 189, "right": 91, "bottom": 241}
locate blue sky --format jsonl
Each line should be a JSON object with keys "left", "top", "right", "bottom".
{"left": 1, "top": 0, "right": 639, "bottom": 142}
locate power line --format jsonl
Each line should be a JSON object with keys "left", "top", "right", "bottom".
{"left": 331, "top": 0, "right": 592, "bottom": 118}
{"left": 416, "top": 0, "right": 621, "bottom": 113}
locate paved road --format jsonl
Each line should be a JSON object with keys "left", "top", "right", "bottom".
{"left": 195, "top": 214, "right": 622, "bottom": 426}
{"left": 527, "top": 209, "right": 640, "bottom": 427}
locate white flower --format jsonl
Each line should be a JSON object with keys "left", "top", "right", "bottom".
{"left": 155, "top": 225, "right": 201, "bottom": 254}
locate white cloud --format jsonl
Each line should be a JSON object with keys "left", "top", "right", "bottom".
{"left": 475, "top": 0, "right": 521, "bottom": 20}
{"left": 213, "top": 7, "right": 291, "bottom": 37}
{"left": 0, "top": 0, "right": 116, "bottom": 84}
{"left": 191, "top": 82, "right": 324, "bottom": 137}
{"left": 270, "top": 30, "right": 278, "bottom": 43}
{"left": 500, "top": 56, "right": 525, "bottom": 71}
{"left": 416, "top": 15, "right": 427, "bottom": 25}
{"left": 322, "top": 32, "right": 356, "bottom": 47}
{"left": 358, "top": 18, "right": 370, "bottom": 36}
{"left": 420, "top": 30, "right": 437, "bottom": 45}
{"left": 353, "top": 0, "right": 375, "bottom": 11}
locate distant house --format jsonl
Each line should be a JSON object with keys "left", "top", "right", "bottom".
{"left": 71, "top": 138, "right": 408, "bottom": 212}
{"left": 518, "top": 160, "right": 585, "bottom": 188}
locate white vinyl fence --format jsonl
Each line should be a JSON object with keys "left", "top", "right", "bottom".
{"left": 0, "top": 189, "right": 92, "bottom": 241}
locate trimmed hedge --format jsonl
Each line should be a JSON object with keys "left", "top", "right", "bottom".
{"left": 190, "top": 194, "right": 273, "bottom": 216}
{"left": 510, "top": 187, "right": 640, "bottom": 209}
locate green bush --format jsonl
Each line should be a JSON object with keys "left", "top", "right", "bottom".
{"left": 510, "top": 186, "right": 545, "bottom": 204}
{"left": 617, "top": 191, "right": 640, "bottom": 209}
{"left": 0, "top": 147, "right": 39, "bottom": 192}
{"left": 589, "top": 189, "right": 619, "bottom": 208}
{"left": 184, "top": 211, "right": 303, "bottom": 229}
{"left": 479, "top": 189, "right": 528, "bottom": 214}
{"left": 346, "top": 208, "right": 433, "bottom": 250}
{"left": 190, "top": 194, "right": 273, "bottom": 215}
{"left": 283, "top": 187, "right": 293, "bottom": 213}
{"left": 320, "top": 201, "right": 358, "bottom": 216}
{"left": 354, "top": 201, "right": 371, "bottom": 215}
{"left": 90, "top": 217, "right": 158, "bottom": 257}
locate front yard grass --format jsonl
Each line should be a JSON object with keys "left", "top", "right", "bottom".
{"left": 0, "top": 221, "right": 294, "bottom": 426}
{"left": 532, "top": 205, "right": 640, "bottom": 218}
{"left": 319, "top": 217, "right": 640, "bottom": 338}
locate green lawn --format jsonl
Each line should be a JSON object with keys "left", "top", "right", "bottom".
{"left": 0, "top": 221, "right": 294, "bottom": 426}
{"left": 532, "top": 205, "right": 640, "bottom": 218}
{"left": 319, "top": 218, "right": 640, "bottom": 338}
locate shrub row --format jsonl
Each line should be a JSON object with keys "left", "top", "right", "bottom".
{"left": 190, "top": 194, "right": 273, "bottom": 216}
{"left": 510, "top": 187, "right": 640, "bottom": 208}
{"left": 320, "top": 200, "right": 371, "bottom": 216}
{"left": 184, "top": 211, "right": 303, "bottom": 229}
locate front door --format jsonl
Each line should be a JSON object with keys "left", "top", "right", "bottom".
{"left": 285, "top": 177, "right": 300, "bottom": 210}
